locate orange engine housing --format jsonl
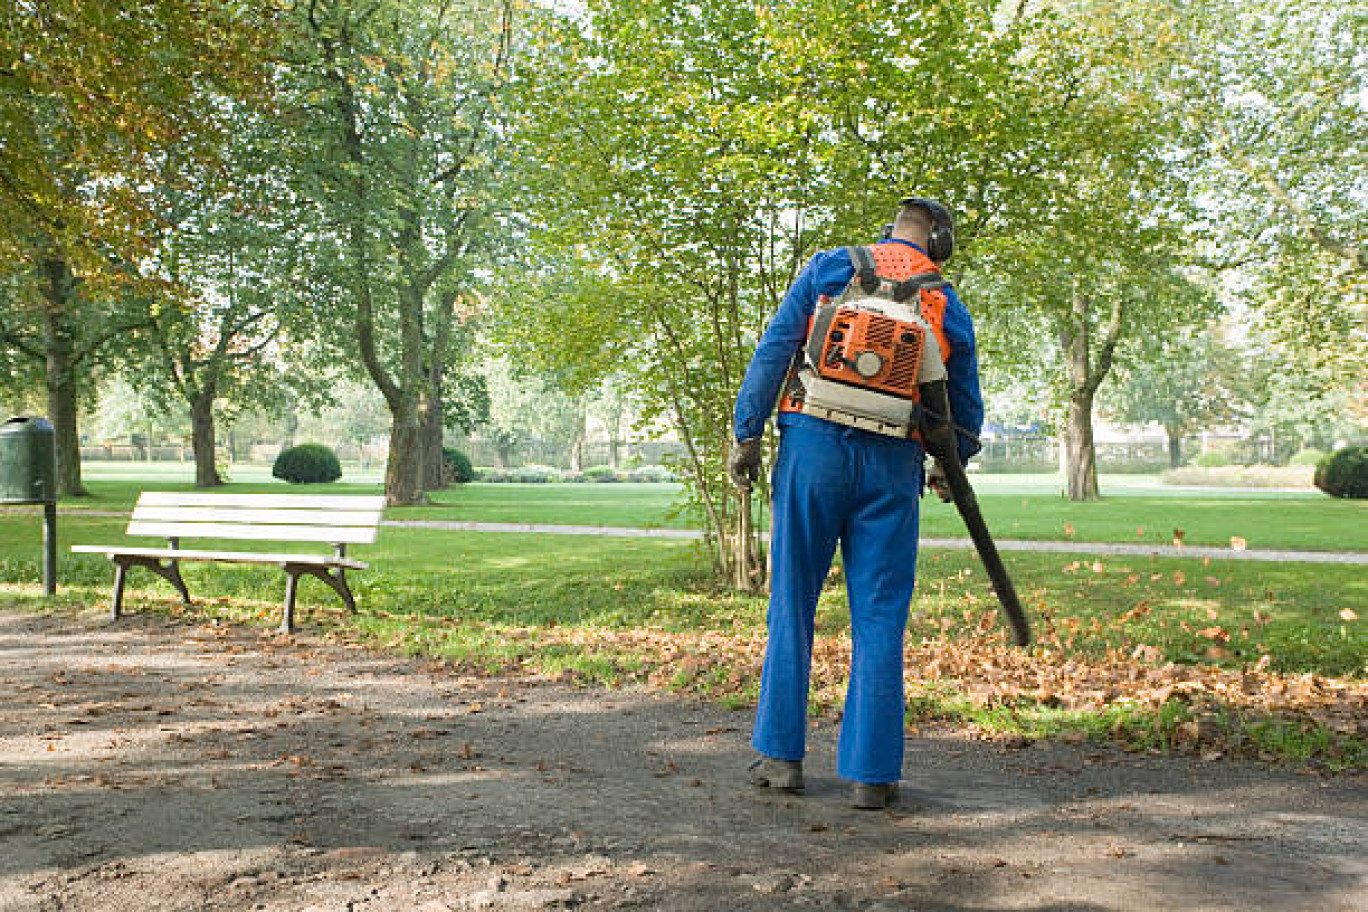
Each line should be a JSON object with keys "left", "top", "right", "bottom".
{"left": 812, "top": 305, "right": 926, "bottom": 398}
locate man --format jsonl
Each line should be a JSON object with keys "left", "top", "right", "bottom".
{"left": 729, "top": 197, "right": 983, "bottom": 809}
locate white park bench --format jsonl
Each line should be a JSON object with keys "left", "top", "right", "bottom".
{"left": 73, "top": 492, "right": 384, "bottom": 633}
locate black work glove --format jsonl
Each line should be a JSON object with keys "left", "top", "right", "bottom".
{"left": 729, "top": 437, "right": 763, "bottom": 490}
{"left": 926, "top": 463, "right": 953, "bottom": 503}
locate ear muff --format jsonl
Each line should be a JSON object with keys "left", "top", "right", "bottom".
{"left": 899, "top": 197, "right": 955, "bottom": 264}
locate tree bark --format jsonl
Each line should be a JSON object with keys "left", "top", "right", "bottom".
{"left": 1063, "top": 391, "right": 1099, "bottom": 500}
{"left": 39, "top": 257, "right": 87, "bottom": 497}
{"left": 189, "top": 385, "right": 223, "bottom": 487}
{"left": 1058, "top": 284, "right": 1123, "bottom": 501}
{"left": 569, "top": 397, "right": 587, "bottom": 472}
{"left": 385, "top": 399, "right": 425, "bottom": 505}
{"left": 421, "top": 370, "right": 446, "bottom": 492}
{"left": 1164, "top": 423, "right": 1183, "bottom": 468}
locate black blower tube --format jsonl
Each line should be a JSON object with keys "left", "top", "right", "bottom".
{"left": 918, "top": 379, "right": 1032, "bottom": 647}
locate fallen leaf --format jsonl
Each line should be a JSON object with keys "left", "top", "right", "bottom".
{"left": 1340, "top": 608, "right": 1358, "bottom": 622}
{"left": 1230, "top": 537, "right": 1247, "bottom": 551}
{"left": 1173, "top": 571, "right": 1186, "bottom": 586}
{"left": 1063, "top": 523, "right": 1075, "bottom": 539}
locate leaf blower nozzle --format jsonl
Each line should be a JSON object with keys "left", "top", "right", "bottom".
{"left": 919, "top": 379, "right": 1031, "bottom": 647}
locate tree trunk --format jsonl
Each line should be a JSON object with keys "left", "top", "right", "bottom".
{"left": 421, "top": 372, "right": 446, "bottom": 492}
{"left": 1064, "top": 392, "right": 1099, "bottom": 500}
{"left": 1164, "top": 423, "right": 1183, "bottom": 468}
{"left": 189, "top": 385, "right": 223, "bottom": 487}
{"left": 281, "top": 405, "right": 299, "bottom": 450}
{"left": 384, "top": 400, "right": 425, "bottom": 505}
{"left": 39, "top": 257, "right": 87, "bottom": 497}
{"left": 1058, "top": 284, "right": 1123, "bottom": 502}
{"left": 569, "top": 397, "right": 587, "bottom": 472}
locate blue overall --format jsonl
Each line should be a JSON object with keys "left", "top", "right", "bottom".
{"left": 733, "top": 239, "right": 983, "bottom": 785}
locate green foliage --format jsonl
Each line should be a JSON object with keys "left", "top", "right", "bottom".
{"left": 511, "top": 0, "right": 1227, "bottom": 559}
{"left": 1195, "top": 451, "right": 1231, "bottom": 468}
{"left": 583, "top": 466, "right": 619, "bottom": 483}
{"left": 1315, "top": 447, "right": 1368, "bottom": 499}
{"left": 1289, "top": 448, "right": 1327, "bottom": 467}
{"left": 272, "top": 443, "right": 342, "bottom": 484}
{"left": 0, "top": 0, "right": 273, "bottom": 271}
{"left": 440, "top": 447, "right": 475, "bottom": 485}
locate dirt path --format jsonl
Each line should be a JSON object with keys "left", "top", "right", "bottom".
{"left": 1, "top": 608, "right": 1364, "bottom": 912}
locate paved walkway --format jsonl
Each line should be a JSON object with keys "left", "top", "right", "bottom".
{"left": 38, "top": 509, "right": 1368, "bottom": 565}
{"left": 3, "top": 609, "right": 1365, "bottom": 912}
{"left": 387, "top": 519, "right": 1368, "bottom": 565}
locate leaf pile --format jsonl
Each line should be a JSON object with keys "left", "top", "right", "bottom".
{"left": 528, "top": 621, "right": 1366, "bottom": 766}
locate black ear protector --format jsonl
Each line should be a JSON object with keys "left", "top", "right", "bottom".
{"left": 881, "top": 223, "right": 894, "bottom": 241}
{"left": 898, "top": 197, "right": 955, "bottom": 263}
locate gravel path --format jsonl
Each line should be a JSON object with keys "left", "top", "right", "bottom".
{"left": 388, "top": 519, "right": 1368, "bottom": 565}
{"left": 2, "top": 608, "right": 1365, "bottom": 912}
{"left": 44, "top": 509, "right": 1367, "bottom": 563}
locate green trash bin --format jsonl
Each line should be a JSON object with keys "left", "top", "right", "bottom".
{"left": 0, "top": 416, "right": 58, "bottom": 595}
{"left": 0, "top": 416, "right": 57, "bottom": 504}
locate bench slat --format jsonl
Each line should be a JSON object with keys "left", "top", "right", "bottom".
{"left": 131, "top": 506, "right": 382, "bottom": 527}
{"left": 126, "top": 521, "right": 378, "bottom": 544}
{"left": 136, "top": 492, "right": 386, "bottom": 510}
{"left": 73, "top": 545, "right": 367, "bottom": 569}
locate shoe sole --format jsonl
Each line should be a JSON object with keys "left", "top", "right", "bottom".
{"left": 852, "top": 785, "right": 897, "bottom": 809}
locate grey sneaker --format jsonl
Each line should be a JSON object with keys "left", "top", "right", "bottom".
{"left": 852, "top": 782, "right": 898, "bottom": 809}
{"left": 748, "top": 755, "right": 804, "bottom": 792}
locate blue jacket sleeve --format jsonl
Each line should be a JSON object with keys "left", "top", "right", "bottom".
{"left": 941, "top": 285, "right": 984, "bottom": 463}
{"left": 733, "top": 251, "right": 850, "bottom": 441}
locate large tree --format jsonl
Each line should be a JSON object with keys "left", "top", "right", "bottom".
{"left": 0, "top": 0, "right": 271, "bottom": 495}
{"left": 280, "top": 0, "right": 511, "bottom": 505}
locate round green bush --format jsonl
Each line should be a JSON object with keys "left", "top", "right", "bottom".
{"left": 272, "top": 443, "right": 342, "bottom": 484}
{"left": 583, "top": 465, "right": 619, "bottom": 483}
{"left": 1288, "top": 447, "right": 1326, "bottom": 467}
{"left": 1314, "top": 446, "right": 1368, "bottom": 499}
{"left": 441, "top": 447, "right": 475, "bottom": 484}
{"left": 1194, "top": 451, "right": 1230, "bottom": 468}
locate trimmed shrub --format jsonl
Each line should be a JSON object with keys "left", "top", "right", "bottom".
{"left": 1162, "top": 465, "right": 1314, "bottom": 488}
{"left": 513, "top": 464, "right": 560, "bottom": 483}
{"left": 272, "top": 443, "right": 342, "bottom": 484}
{"left": 441, "top": 447, "right": 475, "bottom": 484}
{"left": 623, "top": 465, "right": 677, "bottom": 483}
{"left": 1193, "top": 451, "right": 1230, "bottom": 468}
{"left": 583, "top": 465, "right": 619, "bottom": 483}
{"left": 1288, "top": 447, "right": 1327, "bottom": 467}
{"left": 1314, "top": 447, "right": 1368, "bottom": 499}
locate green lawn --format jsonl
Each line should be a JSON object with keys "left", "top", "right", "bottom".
{"left": 3, "top": 512, "right": 1361, "bottom": 677}
{"left": 3, "top": 510, "right": 1362, "bottom": 766}
{"left": 46, "top": 469, "right": 1368, "bottom": 552}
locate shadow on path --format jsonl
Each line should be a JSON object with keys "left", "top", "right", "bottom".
{"left": 1, "top": 608, "right": 1364, "bottom": 912}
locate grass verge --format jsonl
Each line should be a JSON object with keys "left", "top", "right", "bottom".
{"left": 1, "top": 512, "right": 1362, "bottom": 770}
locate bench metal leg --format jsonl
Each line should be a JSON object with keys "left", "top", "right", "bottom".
{"left": 280, "top": 564, "right": 358, "bottom": 634}
{"left": 111, "top": 561, "right": 128, "bottom": 620}
{"left": 109, "top": 556, "right": 194, "bottom": 621}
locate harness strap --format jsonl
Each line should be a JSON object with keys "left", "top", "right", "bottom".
{"left": 847, "top": 246, "right": 881, "bottom": 294}
{"left": 892, "top": 273, "right": 947, "bottom": 304}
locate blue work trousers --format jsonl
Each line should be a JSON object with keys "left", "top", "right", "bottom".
{"left": 752, "top": 417, "right": 923, "bottom": 785}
